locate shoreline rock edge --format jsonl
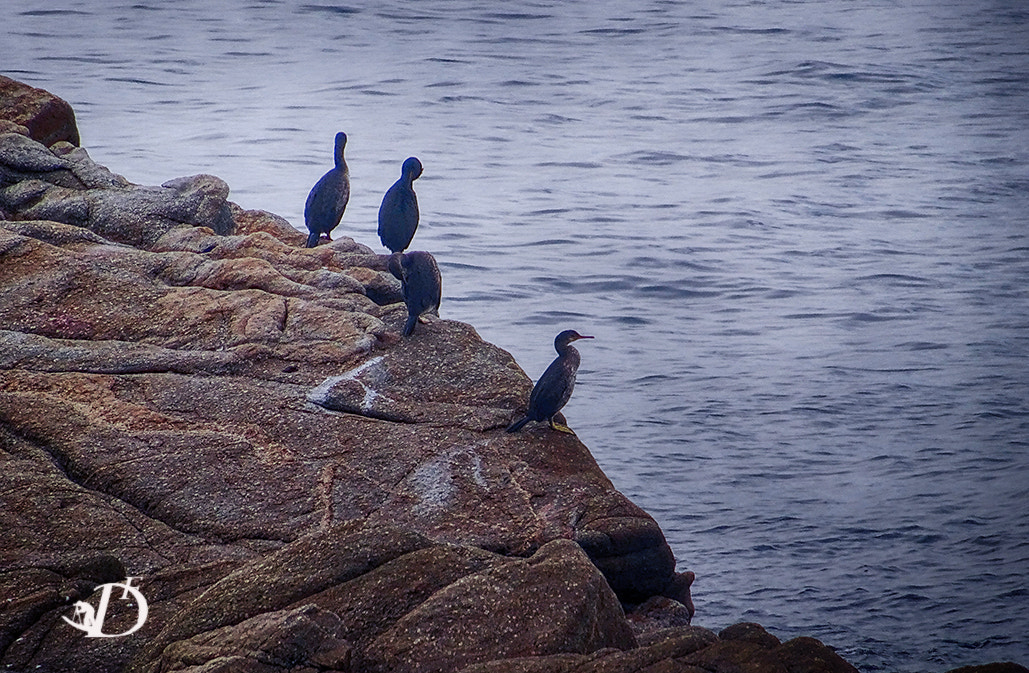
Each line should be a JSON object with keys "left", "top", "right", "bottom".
{"left": 2, "top": 76, "right": 1021, "bottom": 673}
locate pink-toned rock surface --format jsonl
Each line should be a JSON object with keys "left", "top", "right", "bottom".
{"left": 15, "top": 76, "right": 1014, "bottom": 673}
{"left": 2, "top": 77, "right": 705, "bottom": 673}
{"left": 14, "top": 73, "right": 1022, "bottom": 673}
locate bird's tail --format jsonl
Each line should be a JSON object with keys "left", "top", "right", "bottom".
{"left": 402, "top": 314, "right": 418, "bottom": 337}
{"left": 306, "top": 231, "right": 320, "bottom": 248}
{"left": 505, "top": 416, "right": 530, "bottom": 433}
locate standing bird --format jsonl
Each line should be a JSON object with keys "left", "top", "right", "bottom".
{"left": 388, "top": 251, "right": 442, "bottom": 337}
{"left": 377, "top": 156, "right": 423, "bottom": 253}
{"left": 305, "top": 132, "right": 350, "bottom": 248}
{"left": 506, "top": 330, "right": 594, "bottom": 434}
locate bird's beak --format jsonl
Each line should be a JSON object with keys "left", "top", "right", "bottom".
{"left": 575, "top": 335, "right": 595, "bottom": 341}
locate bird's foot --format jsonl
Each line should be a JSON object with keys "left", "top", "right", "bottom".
{"left": 549, "top": 420, "right": 576, "bottom": 435}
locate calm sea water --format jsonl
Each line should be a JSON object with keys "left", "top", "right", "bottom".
{"left": 5, "top": 1, "right": 1028, "bottom": 670}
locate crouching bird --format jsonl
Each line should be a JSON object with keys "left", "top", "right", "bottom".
{"left": 388, "top": 250, "right": 441, "bottom": 337}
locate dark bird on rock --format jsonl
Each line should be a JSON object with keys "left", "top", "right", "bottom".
{"left": 305, "top": 132, "right": 350, "bottom": 248}
{"left": 377, "top": 156, "right": 422, "bottom": 253}
{"left": 388, "top": 251, "right": 442, "bottom": 337}
{"left": 506, "top": 330, "right": 594, "bottom": 434}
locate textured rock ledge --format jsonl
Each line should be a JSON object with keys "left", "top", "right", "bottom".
{"left": 2, "top": 77, "right": 1018, "bottom": 673}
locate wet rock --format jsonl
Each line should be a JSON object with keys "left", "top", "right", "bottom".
{"left": 946, "top": 665, "right": 1029, "bottom": 673}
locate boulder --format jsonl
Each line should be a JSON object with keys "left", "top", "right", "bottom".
{"left": 628, "top": 596, "right": 696, "bottom": 641}
{"left": 774, "top": 637, "right": 860, "bottom": 673}
{"left": 0, "top": 75, "right": 79, "bottom": 147}
{"left": 0, "top": 143, "right": 235, "bottom": 246}
{"left": 946, "top": 665, "right": 1029, "bottom": 673}
{"left": 719, "top": 622, "right": 782, "bottom": 649}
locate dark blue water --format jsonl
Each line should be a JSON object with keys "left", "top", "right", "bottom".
{"left": 5, "top": 2, "right": 1028, "bottom": 670}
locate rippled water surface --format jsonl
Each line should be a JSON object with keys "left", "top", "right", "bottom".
{"left": 6, "top": 1, "right": 1029, "bottom": 670}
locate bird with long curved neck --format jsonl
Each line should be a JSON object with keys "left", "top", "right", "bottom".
{"left": 377, "top": 156, "right": 423, "bottom": 253}
{"left": 506, "top": 330, "right": 594, "bottom": 434}
{"left": 304, "top": 131, "right": 350, "bottom": 248}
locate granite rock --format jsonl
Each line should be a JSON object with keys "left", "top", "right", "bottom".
{"left": 7, "top": 76, "right": 992, "bottom": 673}
{"left": 1, "top": 78, "right": 688, "bottom": 673}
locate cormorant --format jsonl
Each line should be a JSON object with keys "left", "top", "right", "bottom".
{"left": 388, "top": 251, "right": 442, "bottom": 336}
{"left": 305, "top": 132, "right": 350, "bottom": 248}
{"left": 506, "top": 330, "right": 594, "bottom": 434}
{"left": 377, "top": 156, "right": 422, "bottom": 253}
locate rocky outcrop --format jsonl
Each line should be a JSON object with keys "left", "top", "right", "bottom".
{"left": 0, "top": 131, "right": 234, "bottom": 245}
{"left": 0, "top": 77, "right": 699, "bottom": 673}
{"left": 5, "top": 76, "right": 1004, "bottom": 673}
{"left": 129, "top": 526, "right": 636, "bottom": 673}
